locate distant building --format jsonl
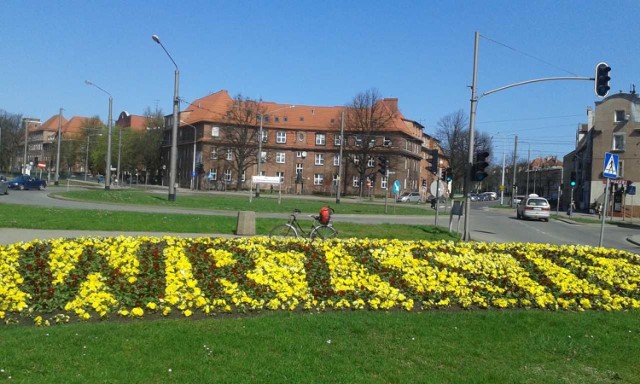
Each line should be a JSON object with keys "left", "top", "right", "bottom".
{"left": 563, "top": 89, "right": 640, "bottom": 216}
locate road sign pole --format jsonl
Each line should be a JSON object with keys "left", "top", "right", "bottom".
{"left": 599, "top": 181, "right": 609, "bottom": 247}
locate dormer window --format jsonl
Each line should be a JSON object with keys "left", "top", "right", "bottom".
{"left": 615, "top": 110, "right": 626, "bottom": 123}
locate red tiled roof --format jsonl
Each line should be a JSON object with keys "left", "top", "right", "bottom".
{"left": 39, "top": 115, "right": 67, "bottom": 132}
{"left": 62, "top": 116, "right": 91, "bottom": 137}
{"left": 180, "top": 90, "right": 415, "bottom": 136}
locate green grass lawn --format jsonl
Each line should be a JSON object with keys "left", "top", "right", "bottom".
{"left": 1, "top": 311, "right": 638, "bottom": 383}
{"left": 0, "top": 203, "right": 457, "bottom": 241}
{"left": 53, "top": 189, "right": 434, "bottom": 215}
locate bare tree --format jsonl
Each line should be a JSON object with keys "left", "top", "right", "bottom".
{"left": 436, "top": 110, "right": 493, "bottom": 192}
{"left": 222, "top": 94, "right": 266, "bottom": 190}
{"left": 344, "top": 89, "right": 398, "bottom": 196}
{"left": 436, "top": 110, "right": 469, "bottom": 192}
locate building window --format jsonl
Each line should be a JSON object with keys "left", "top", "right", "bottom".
{"left": 276, "top": 171, "right": 285, "bottom": 183}
{"left": 211, "top": 126, "right": 219, "bottom": 137}
{"left": 274, "top": 117, "right": 279, "bottom": 123}
{"left": 260, "top": 151, "right": 267, "bottom": 163}
{"left": 618, "top": 160, "right": 624, "bottom": 177}
{"left": 335, "top": 135, "right": 342, "bottom": 146}
{"left": 367, "top": 157, "right": 375, "bottom": 168}
{"left": 296, "top": 163, "right": 303, "bottom": 174}
{"left": 283, "top": 117, "right": 288, "bottom": 122}
{"left": 613, "top": 133, "right": 625, "bottom": 151}
{"left": 615, "top": 110, "right": 626, "bottom": 123}
{"left": 333, "top": 155, "right": 340, "bottom": 166}
{"left": 381, "top": 176, "right": 388, "bottom": 189}
{"left": 314, "top": 173, "right": 324, "bottom": 186}
{"left": 241, "top": 172, "right": 246, "bottom": 182}
{"left": 276, "top": 152, "right": 286, "bottom": 164}
{"left": 224, "top": 169, "right": 232, "bottom": 181}
{"left": 210, "top": 147, "right": 218, "bottom": 159}
{"left": 353, "top": 156, "right": 360, "bottom": 165}
{"left": 208, "top": 169, "right": 217, "bottom": 181}
{"left": 226, "top": 149, "right": 233, "bottom": 161}
{"left": 276, "top": 131, "right": 287, "bottom": 143}
{"left": 352, "top": 176, "right": 360, "bottom": 187}
{"left": 384, "top": 137, "right": 392, "bottom": 146}
{"left": 315, "top": 153, "right": 324, "bottom": 165}
{"left": 260, "top": 130, "right": 268, "bottom": 143}
{"left": 296, "top": 151, "right": 305, "bottom": 158}
{"left": 315, "top": 133, "right": 326, "bottom": 146}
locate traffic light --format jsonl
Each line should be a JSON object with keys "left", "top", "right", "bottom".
{"left": 445, "top": 167, "right": 452, "bottom": 182}
{"left": 426, "top": 150, "right": 438, "bottom": 174}
{"left": 441, "top": 168, "right": 447, "bottom": 181}
{"left": 196, "top": 163, "right": 204, "bottom": 174}
{"left": 595, "top": 62, "right": 611, "bottom": 98}
{"left": 378, "top": 155, "right": 389, "bottom": 176}
{"left": 472, "top": 151, "right": 489, "bottom": 181}
{"left": 570, "top": 171, "right": 576, "bottom": 187}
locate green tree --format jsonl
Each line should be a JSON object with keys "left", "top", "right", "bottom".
{"left": 0, "top": 110, "right": 22, "bottom": 173}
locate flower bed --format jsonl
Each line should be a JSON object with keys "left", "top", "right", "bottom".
{"left": 1, "top": 236, "right": 639, "bottom": 325}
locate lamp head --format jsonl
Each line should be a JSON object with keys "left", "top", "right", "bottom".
{"left": 152, "top": 35, "right": 161, "bottom": 44}
{"left": 84, "top": 80, "right": 92, "bottom": 85}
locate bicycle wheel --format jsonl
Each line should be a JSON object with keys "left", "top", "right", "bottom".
{"left": 269, "top": 224, "right": 298, "bottom": 238}
{"left": 310, "top": 225, "right": 337, "bottom": 240}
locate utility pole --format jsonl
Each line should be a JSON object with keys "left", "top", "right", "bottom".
{"left": 511, "top": 135, "right": 518, "bottom": 207}
{"left": 55, "top": 108, "right": 63, "bottom": 185}
{"left": 463, "top": 31, "right": 479, "bottom": 241}
{"left": 336, "top": 110, "right": 345, "bottom": 204}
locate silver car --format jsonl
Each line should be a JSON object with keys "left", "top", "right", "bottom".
{"left": 397, "top": 191, "right": 422, "bottom": 203}
{"left": 516, "top": 194, "right": 550, "bottom": 222}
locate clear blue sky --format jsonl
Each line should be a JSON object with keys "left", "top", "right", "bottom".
{"left": 2, "top": 0, "right": 638, "bottom": 161}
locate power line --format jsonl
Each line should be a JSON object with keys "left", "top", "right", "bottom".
{"left": 480, "top": 34, "right": 579, "bottom": 76}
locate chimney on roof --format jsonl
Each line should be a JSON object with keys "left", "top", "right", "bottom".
{"left": 383, "top": 98, "right": 398, "bottom": 112}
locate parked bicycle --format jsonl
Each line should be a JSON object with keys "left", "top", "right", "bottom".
{"left": 269, "top": 208, "right": 337, "bottom": 239}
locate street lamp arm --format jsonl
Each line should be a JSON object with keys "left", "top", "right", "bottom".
{"left": 152, "top": 35, "right": 178, "bottom": 70}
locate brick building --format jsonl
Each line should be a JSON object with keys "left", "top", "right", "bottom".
{"left": 163, "top": 90, "right": 437, "bottom": 196}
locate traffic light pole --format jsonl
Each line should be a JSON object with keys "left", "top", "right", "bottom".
{"left": 463, "top": 31, "right": 600, "bottom": 241}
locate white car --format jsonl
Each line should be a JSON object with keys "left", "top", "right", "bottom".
{"left": 396, "top": 191, "right": 422, "bottom": 203}
{"left": 516, "top": 194, "right": 550, "bottom": 222}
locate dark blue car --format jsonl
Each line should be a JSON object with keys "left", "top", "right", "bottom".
{"left": 8, "top": 175, "right": 47, "bottom": 190}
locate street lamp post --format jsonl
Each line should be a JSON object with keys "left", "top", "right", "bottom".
{"left": 85, "top": 80, "right": 113, "bottom": 191}
{"left": 180, "top": 121, "right": 198, "bottom": 190}
{"left": 256, "top": 105, "right": 295, "bottom": 197}
{"left": 22, "top": 118, "right": 39, "bottom": 175}
{"left": 152, "top": 34, "right": 179, "bottom": 202}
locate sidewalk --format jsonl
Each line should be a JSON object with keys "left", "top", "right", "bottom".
{"left": 554, "top": 210, "right": 640, "bottom": 247}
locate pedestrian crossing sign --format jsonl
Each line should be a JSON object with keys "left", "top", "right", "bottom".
{"left": 603, "top": 152, "right": 618, "bottom": 179}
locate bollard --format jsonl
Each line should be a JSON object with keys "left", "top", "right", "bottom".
{"left": 236, "top": 211, "right": 256, "bottom": 235}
